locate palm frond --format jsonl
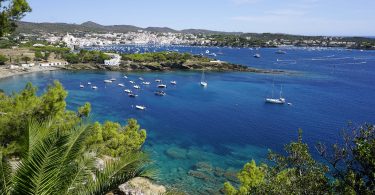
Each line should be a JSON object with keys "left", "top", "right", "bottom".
{"left": 82, "top": 152, "right": 154, "bottom": 195}
{"left": 0, "top": 153, "right": 12, "bottom": 195}
{"left": 12, "top": 132, "right": 69, "bottom": 195}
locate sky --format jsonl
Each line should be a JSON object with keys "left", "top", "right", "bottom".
{"left": 22, "top": 0, "right": 375, "bottom": 36}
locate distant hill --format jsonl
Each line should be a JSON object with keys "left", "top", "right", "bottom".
{"left": 16, "top": 21, "right": 239, "bottom": 35}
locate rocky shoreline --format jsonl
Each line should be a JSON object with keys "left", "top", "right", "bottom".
{"left": 63, "top": 61, "right": 285, "bottom": 74}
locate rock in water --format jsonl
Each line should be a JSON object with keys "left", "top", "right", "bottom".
{"left": 165, "top": 147, "right": 187, "bottom": 159}
{"left": 118, "top": 177, "right": 166, "bottom": 195}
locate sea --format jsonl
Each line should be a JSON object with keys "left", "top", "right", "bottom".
{"left": 1, "top": 46, "right": 374, "bottom": 194}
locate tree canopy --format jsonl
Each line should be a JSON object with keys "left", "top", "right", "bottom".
{"left": 224, "top": 127, "right": 375, "bottom": 195}
{"left": 0, "top": 0, "right": 31, "bottom": 37}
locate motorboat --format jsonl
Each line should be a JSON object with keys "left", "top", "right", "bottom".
{"left": 124, "top": 89, "right": 132, "bottom": 93}
{"left": 104, "top": 80, "right": 112, "bottom": 83}
{"left": 129, "top": 81, "right": 135, "bottom": 84}
{"left": 139, "top": 77, "right": 144, "bottom": 81}
{"left": 135, "top": 105, "right": 146, "bottom": 110}
{"left": 80, "top": 84, "right": 84, "bottom": 88}
{"left": 157, "top": 84, "right": 167, "bottom": 88}
{"left": 155, "top": 79, "right": 162, "bottom": 83}
{"left": 87, "top": 82, "right": 92, "bottom": 85}
{"left": 118, "top": 83, "right": 125, "bottom": 87}
{"left": 124, "top": 76, "right": 128, "bottom": 79}
{"left": 110, "top": 78, "right": 116, "bottom": 81}
{"left": 142, "top": 82, "right": 151, "bottom": 85}
{"left": 92, "top": 86, "right": 98, "bottom": 90}
{"left": 128, "top": 93, "right": 138, "bottom": 98}
{"left": 133, "top": 85, "right": 141, "bottom": 89}
{"left": 170, "top": 81, "right": 177, "bottom": 85}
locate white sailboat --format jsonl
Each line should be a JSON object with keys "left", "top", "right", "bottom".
{"left": 200, "top": 71, "right": 208, "bottom": 87}
{"left": 265, "top": 83, "right": 286, "bottom": 104}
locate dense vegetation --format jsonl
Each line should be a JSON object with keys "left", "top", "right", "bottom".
{"left": 224, "top": 128, "right": 375, "bottom": 194}
{"left": 0, "top": 54, "right": 8, "bottom": 65}
{"left": 0, "top": 0, "right": 31, "bottom": 37}
{"left": 0, "top": 81, "right": 151, "bottom": 194}
{"left": 122, "top": 52, "right": 210, "bottom": 64}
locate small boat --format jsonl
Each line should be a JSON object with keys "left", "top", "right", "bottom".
{"left": 87, "top": 82, "right": 92, "bottom": 85}
{"left": 170, "top": 81, "right": 177, "bottom": 85}
{"left": 155, "top": 91, "right": 166, "bottom": 96}
{"left": 276, "top": 50, "right": 286, "bottom": 54}
{"left": 133, "top": 85, "right": 141, "bottom": 89}
{"left": 124, "top": 76, "right": 128, "bottom": 79}
{"left": 80, "top": 84, "right": 84, "bottom": 88}
{"left": 128, "top": 93, "right": 138, "bottom": 98}
{"left": 265, "top": 84, "right": 285, "bottom": 104}
{"left": 155, "top": 79, "right": 162, "bottom": 83}
{"left": 253, "top": 54, "right": 261, "bottom": 58}
{"left": 200, "top": 71, "right": 208, "bottom": 87}
{"left": 157, "top": 84, "right": 167, "bottom": 88}
{"left": 110, "top": 78, "right": 116, "bottom": 81}
{"left": 129, "top": 81, "right": 135, "bottom": 84}
{"left": 92, "top": 86, "right": 98, "bottom": 90}
{"left": 124, "top": 89, "right": 132, "bottom": 93}
{"left": 142, "top": 82, "right": 151, "bottom": 85}
{"left": 104, "top": 80, "right": 112, "bottom": 83}
{"left": 139, "top": 77, "right": 144, "bottom": 81}
{"left": 265, "top": 98, "right": 286, "bottom": 104}
{"left": 118, "top": 83, "right": 125, "bottom": 87}
{"left": 135, "top": 105, "right": 146, "bottom": 110}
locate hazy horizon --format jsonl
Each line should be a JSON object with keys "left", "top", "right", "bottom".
{"left": 22, "top": 0, "right": 375, "bottom": 37}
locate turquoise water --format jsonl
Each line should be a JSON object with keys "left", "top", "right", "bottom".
{"left": 1, "top": 46, "right": 375, "bottom": 194}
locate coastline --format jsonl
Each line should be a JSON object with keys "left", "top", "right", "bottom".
{"left": 0, "top": 66, "right": 61, "bottom": 80}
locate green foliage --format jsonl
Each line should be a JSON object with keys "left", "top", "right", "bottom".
{"left": 0, "top": 0, "right": 32, "bottom": 37}
{"left": 20, "top": 55, "right": 30, "bottom": 63}
{"left": 86, "top": 119, "right": 147, "bottom": 157}
{"left": 317, "top": 124, "right": 375, "bottom": 194}
{"left": 121, "top": 52, "right": 200, "bottom": 65}
{"left": 225, "top": 126, "right": 375, "bottom": 195}
{"left": 62, "top": 50, "right": 110, "bottom": 64}
{"left": 0, "top": 54, "right": 8, "bottom": 65}
{"left": 0, "top": 119, "right": 152, "bottom": 195}
{"left": 0, "top": 81, "right": 87, "bottom": 156}
{"left": 77, "top": 102, "right": 91, "bottom": 118}
{"left": 34, "top": 51, "right": 43, "bottom": 61}
{"left": 224, "top": 129, "right": 331, "bottom": 195}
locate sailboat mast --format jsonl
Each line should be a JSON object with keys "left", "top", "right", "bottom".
{"left": 280, "top": 84, "right": 283, "bottom": 98}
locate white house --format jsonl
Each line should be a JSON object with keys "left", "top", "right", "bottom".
{"left": 104, "top": 53, "right": 121, "bottom": 66}
{"left": 21, "top": 63, "right": 35, "bottom": 68}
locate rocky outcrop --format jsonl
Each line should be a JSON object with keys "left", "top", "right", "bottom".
{"left": 118, "top": 177, "right": 166, "bottom": 195}
{"left": 62, "top": 60, "right": 285, "bottom": 74}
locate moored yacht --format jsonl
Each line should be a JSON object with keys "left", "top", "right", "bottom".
{"left": 135, "top": 105, "right": 146, "bottom": 110}
{"left": 104, "top": 80, "right": 112, "bottom": 83}
{"left": 253, "top": 53, "right": 261, "bottom": 58}
{"left": 133, "top": 85, "right": 141, "bottom": 89}
{"left": 124, "top": 89, "right": 132, "bottom": 93}
{"left": 170, "top": 81, "right": 177, "bottom": 85}
{"left": 200, "top": 71, "right": 208, "bottom": 87}
{"left": 157, "top": 84, "right": 167, "bottom": 88}
{"left": 118, "top": 83, "right": 125, "bottom": 87}
{"left": 276, "top": 50, "right": 287, "bottom": 54}
{"left": 128, "top": 93, "right": 138, "bottom": 98}
{"left": 92, "top": 86, "right": 98, "bottom": 90}
{"left": 142, "top": 82, "right": 151, "bottom": 85}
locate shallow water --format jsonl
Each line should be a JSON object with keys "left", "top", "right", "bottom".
{"left": 1, "top": 46, "right": 374, "bottom": 194}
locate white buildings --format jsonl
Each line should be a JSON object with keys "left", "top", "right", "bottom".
{"left": 104, "top": 53, "right": 121, "bottom": 66}
{"left": 39, "top": 61, "right": 69, "bottom": 67}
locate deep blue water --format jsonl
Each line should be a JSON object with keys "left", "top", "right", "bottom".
{"left": 1, "top": 46, "right": 374, "bottom": 194}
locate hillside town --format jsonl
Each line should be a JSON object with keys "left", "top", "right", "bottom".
{"left": 9, "top": 29, "right": 374, "bottom": 50}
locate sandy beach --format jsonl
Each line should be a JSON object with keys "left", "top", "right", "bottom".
{"left": 0, "top": 66, "right": 61, "bottom": 80}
